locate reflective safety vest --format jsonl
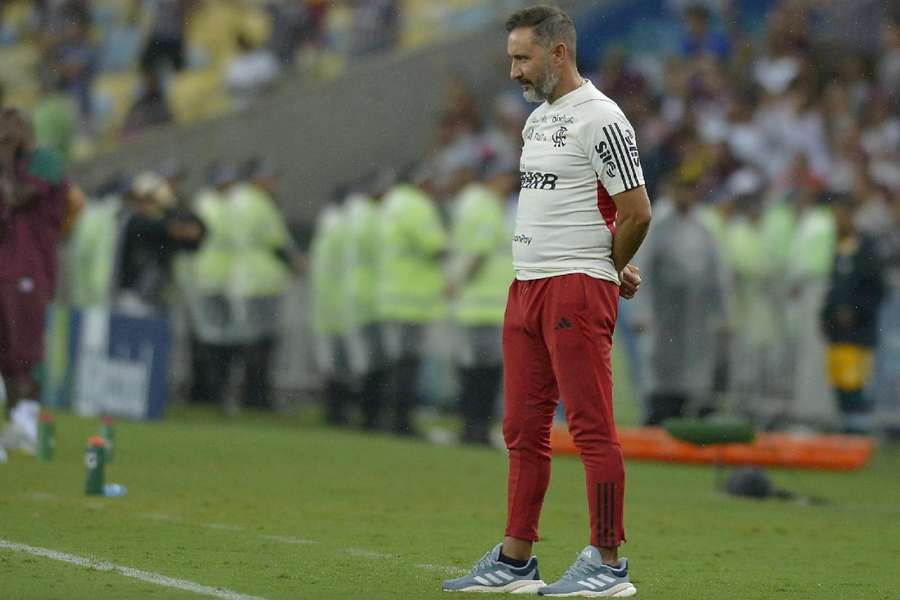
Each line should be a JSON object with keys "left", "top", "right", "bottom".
{"left": 191, "top": 188, "right": 236, "bottom": 294}
{"left": 342, "top": 194, "right": 380, "bottom": 328}
{"left": 450, "top": 183, "right": 513, "bottom": 326}
{"left": 310, "top": 205, "right": 349, "bottom": 335}
{"left": 228, "top": 183, "right": 293, "bottom": 298}
{"left": 377, "top": 184, "right": 447, "bottom": 323}
{"left": 68, "top": 195, "right": 120, "bottom": 306}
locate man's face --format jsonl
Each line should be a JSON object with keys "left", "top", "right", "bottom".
{"left": 508, "top": 28, "right": 559, "bottom": 103}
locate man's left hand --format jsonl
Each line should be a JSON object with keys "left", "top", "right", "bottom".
{"left": 620, "top": 264, "right": 641, "bottom": 300}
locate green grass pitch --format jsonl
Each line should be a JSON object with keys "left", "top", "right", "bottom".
{"left": 1, "top": 405, "right": 899, "bottom": 599}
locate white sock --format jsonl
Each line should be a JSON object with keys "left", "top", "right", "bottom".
{"left": 11, "top": 399, "right": 40, "bottom": 441}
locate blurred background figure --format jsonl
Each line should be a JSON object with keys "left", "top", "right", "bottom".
{"left": 821, "top": 195, "right": 885, "bottom": 434}
{"left": 342, "top": 170, "right": 393, "bottom": 431}
{"left": 447, "top": 159, "right": 516, "bottom": 446}
{"left": 183, "top": 161, "right": 240, "bottom": 410}
{"left": 228, "top": 157, "right": 299, "bottom": 411}
{"left": 140, "top": 0, "right": 194, "bottom": 75}
{"left": 634, "top": 169, "right": 727, "bottom": 425}
{"left": 0, "top": 108, "right": 81, "bottom": 451}
{"left": 722, "top": 168, "right": 788, "bottom": 423}
{"left": 120, "top": 68, "right": 174, "bottom": 139}
{"left": 376, "top": 166, "right": 448, "bottom": 436}
{"left": 224, "top": 33, "right": 280, "bottom": 112}
{"left": 113, "top": 171, "right": 205, "bottom": 316}
{"left": 310, "top": 189, "right": 352, "bottom": 426}
{"left": 873, "top": 189, "right": 900, "bottom": 438}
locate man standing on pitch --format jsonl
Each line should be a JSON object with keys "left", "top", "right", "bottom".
{"left": 443, "top": 6, "right": 650, "bottom": 597}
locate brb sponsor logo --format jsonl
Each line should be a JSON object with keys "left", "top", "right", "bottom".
{"left": 520, "top": 170, "right": 559, "bottom": 190}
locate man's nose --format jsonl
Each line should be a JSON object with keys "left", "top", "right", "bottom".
{"left": 510, "top": 63, "right": 521, "bottom": 80}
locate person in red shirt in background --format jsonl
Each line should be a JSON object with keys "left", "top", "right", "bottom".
{"left": 0, "top": 108, "right": 82, "bottom": 453}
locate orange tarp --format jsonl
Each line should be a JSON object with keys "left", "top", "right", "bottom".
{"left": 550, "top": 425, "right": 874, "bottom": 471}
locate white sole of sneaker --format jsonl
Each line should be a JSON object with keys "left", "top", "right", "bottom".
{"left": 446, "top": 580, "right": 547, "bottom": 594}
{"left": 540, "top": 582, "right": 636, "bottom": 597}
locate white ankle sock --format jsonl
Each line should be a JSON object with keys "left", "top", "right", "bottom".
{"left": 11, "top": 399, "right": 40, "bottom": 441}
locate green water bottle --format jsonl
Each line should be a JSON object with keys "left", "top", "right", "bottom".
{"left": 84, "top": 436, "right": 107, "bottom": 495}
{"left": 100, "top": 416, "right": 116, "bottom": 463}
{"left": 37, "top": 411, "right": 55, "bottom": 462}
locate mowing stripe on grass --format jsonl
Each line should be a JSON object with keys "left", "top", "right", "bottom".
{"left": 0, "top": 539, "right": 270, "bottom": 600}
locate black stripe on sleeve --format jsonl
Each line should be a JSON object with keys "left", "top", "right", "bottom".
{"left": 610, "top": 123, "right": 639, "bottom": 188}
{"left": 602, "top": 126, "right": 633, "bottom": 190}
{"left": 612, "top": 122, "right": 642, "bottom": 186}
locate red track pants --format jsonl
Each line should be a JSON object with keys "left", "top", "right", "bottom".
{"left": 502, "top": 274, "right": 625, "bottom": 548}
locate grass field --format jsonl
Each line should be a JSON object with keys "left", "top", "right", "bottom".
{"left": 1, "top": 406, "right": 899, "bottom": 600}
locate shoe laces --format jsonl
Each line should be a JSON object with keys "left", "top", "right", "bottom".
{"left": 468, "top": 549, "right": 498, "bottom": 575}
{"left": 560, "top": 556, "right": 595, "bottom": 581}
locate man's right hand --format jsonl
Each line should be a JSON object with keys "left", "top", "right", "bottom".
{"left": 619, "top": 264, "right": 642, "bottom": 300}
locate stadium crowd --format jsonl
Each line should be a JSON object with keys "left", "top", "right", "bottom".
{"left": 3, "top": 1, "right": 900, "bottom": 454}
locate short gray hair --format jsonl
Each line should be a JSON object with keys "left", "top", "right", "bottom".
{"left": 505, "top": 5, "right": 577, "bottom": 57}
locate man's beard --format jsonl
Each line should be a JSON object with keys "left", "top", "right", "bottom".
{"left": 521, "top": 64, "right": 560, "bottom": 103}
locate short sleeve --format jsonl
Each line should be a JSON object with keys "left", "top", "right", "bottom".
{"left": 585, "top": 107, "right": 645, "bottom": 196}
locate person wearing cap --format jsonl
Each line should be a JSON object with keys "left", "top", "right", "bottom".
{"left": 226, "top": 157, "right": 300, "bottom": 411}
{"left": 446, "top": 160, "right": 517, "bottom": 445}
{"left": 376, "top": 165, "right": 448, "bottom": 436}
{"left": 112, "top": 171, "right": 206, "bottom": 316}
{"left": 632, "top": 168, "right": 727, "bottom": 424}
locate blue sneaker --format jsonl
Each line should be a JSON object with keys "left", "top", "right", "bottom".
{"left": 539, "top": 546, "right": 636, "bottom": 597}
{"left": 443, "top": 543, "right": 546, "bottom": 593}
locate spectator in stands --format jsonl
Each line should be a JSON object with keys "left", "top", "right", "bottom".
{"left": 680, "top": 3, "right": 730, "bottom": 60}
{"left": 879, "top": 15, "right": 900, "bottom": 109}
{"left": 822, "top": 195, "right": 885, "bottom": 434}
{"left": 121, "top": 69, "right": 174, "bottom": 139}
{"left": 224, "top": 33, "right": 281, "bottom": 111}
{"left": 54, "top": 11, "right": 98, "bottom": 126}
{"left": 266, "top": 0, "right": 309, "bottom": 67}
{"left": 349, "top": 0, "right": 400, "bottom": 57}
{"left": 100, "top": 0, "right": 144, "bottom": 72}
{"left": 140, "top": 0, "right": 195, "bottom": 74}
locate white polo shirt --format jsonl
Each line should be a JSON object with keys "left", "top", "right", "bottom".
{"left": 514, "top": 79, "right": 645, "bottom": 284}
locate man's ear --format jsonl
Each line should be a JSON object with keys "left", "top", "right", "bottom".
{"left": 552, "top": 42, "right": 568, "bottom": 65}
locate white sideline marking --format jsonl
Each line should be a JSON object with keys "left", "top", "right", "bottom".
{"left": 114, "top": 511, "right": 466, "bottom": 578}
{"left": 260, "top": 535, "right": 319, "bottom": 545}
{"left": 0, "top": 539, "right": 270, "bottom": 600}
